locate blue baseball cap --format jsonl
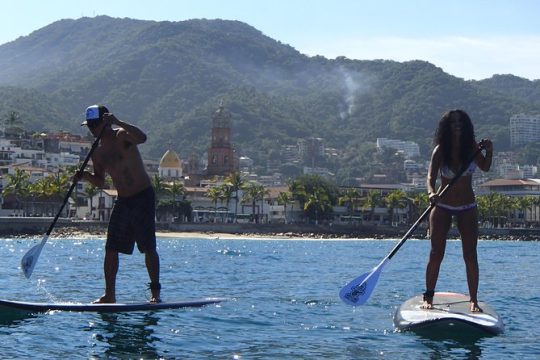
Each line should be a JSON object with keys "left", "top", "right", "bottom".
{"left": 81, "top": 105, "right": 109, "bottom": 126}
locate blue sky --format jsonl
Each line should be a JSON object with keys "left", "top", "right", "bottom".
{"left": 2, "top": 0, "right": 539, "bottom": 80}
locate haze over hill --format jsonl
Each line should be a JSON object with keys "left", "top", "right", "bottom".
{"left": 1, "top": 16, "right": 539, "bottom": 181}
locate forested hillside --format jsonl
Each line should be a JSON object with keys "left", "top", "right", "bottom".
{"left": 1, "top": 16, "right": 539, "bottom": 182}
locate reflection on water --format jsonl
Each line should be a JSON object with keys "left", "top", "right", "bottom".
{"left": 416, "top": 331, "right": 487, "bottom": 360}
{"left": 0, "top": 309, "right": 36, "bottom": 325}
{"left": 88, "top": 312, "right": 161, "bottom": 359}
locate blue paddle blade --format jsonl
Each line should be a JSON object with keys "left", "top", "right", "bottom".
{"left": 21, "top": 235, "right": 48, "bottom": 278}
{"left": 339, "top": 259, "right": 388, "bottom": 306}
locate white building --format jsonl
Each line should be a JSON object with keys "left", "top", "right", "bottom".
{"left": 158, "top": 149, "right": 183, "bottom": 180}
{"left": 376, "top": 138, "right": 420, "bottom": 159}
{"left": 510, "top": 114, "right": 540, "bottom": 147}
{"left": 303, "top": 166, "right": 334, "bottom": 180}
{"left": 87, "top": 189, "right": 117, "bottom": 221}
{"left": 45, "top": 152, "right": 80, "bottom": 170}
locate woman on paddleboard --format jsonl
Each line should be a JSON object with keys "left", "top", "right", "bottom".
{"left": 424, "top": 109, "right": 493, "bottom": 312}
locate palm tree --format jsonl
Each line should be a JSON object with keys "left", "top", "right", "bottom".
{"left": 84, "top": 185, "right": 100, "bottom": 219}
{"left": 242, "top": 181, "right": 260, "bottom": 223}
{"left": 3, "top": 168, "right": 31, "bottom": 214}
{"left": 363, "top": 190, "right": 382, "bottom": 223}
{"left": 288, "top": 179, "right": 306, "bottom": 223}
{"left": 384, "top": 190, "right": 407, "bottom": 226}
{"left": 3, "top": 111, "right": 21, "bottom": 127}
{"left": 410, "top": 192, "right": 429, "bottom": 218}
{"left": 277, "top": 191, "right": 291, "bottom": 223}
{"left": 168, "top": 181, "right": 186, "bottom": 201}
{"left": 219, "top": 183, "right": 233, "bottom": 221}
{"left": 224, "top": 171, "right": 244, "bottom": 222}
{"left": 304, "top": 186, "right": 330, "bottom": 225}
{"left": 206, "top": 187, "right": 222, "bottom": 222}
{"left": 152, "top": 174, "right": 168, "bottom": 208}
{"left": 257, "top": 184, "right": 270, "bottom": 223}
{"left": 338, "top": 187, "right": 360, "bottom": 223}
{"left": 477, "top": 193, "right": 512, "bottom": 227}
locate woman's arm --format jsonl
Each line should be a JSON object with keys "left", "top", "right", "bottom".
{"left": 427, "top": 145, "right": 442, "bottom": 203}
{"left": 475, "top": 139, "right": 493, "bottom": 172}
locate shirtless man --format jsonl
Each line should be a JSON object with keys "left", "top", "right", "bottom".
{"left": 75, "top": 105, "right": 161, "bottom": 303}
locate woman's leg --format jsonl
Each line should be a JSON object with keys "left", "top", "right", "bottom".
{"left": 457, "top": 207, "right": 482, "bottom": 312}
{"left": 423, "top": 206, "right": 452, "bottom": 308}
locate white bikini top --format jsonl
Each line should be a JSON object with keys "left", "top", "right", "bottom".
{"left": 440, "top": 162, "right": 476, "bottom": 179}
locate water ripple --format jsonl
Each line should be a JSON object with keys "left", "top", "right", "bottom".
{"left": 0, "top": 237, "right": 537, "bottom": 359}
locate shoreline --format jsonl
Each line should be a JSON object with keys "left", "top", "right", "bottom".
{"left": 4, "top": 227, "right": 538, "bottom": 241}
{"left": 0, "top": 217, "right": 538, "bottom": 240}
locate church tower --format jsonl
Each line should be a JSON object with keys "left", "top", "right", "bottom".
{"left": 206, "top": 102, "right": 237, "bottom": 176}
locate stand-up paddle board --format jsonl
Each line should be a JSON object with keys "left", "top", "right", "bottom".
{"left": 394, "top": 292, "right": 504, "bottom": 336}
{"left": 0, "top": 298, "right": 224, "bottom": 314}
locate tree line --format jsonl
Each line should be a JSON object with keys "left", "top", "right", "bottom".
{"left": 3, "top": 170, "right": 539, "bottom": 228}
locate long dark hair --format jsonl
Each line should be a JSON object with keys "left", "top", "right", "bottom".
{"left": 433, "top": 109, "right": 475, "bottom": 167}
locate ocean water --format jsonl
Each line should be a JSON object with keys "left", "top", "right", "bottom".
{"left": 0, "top": 236, "right": 538, "bottom": 359}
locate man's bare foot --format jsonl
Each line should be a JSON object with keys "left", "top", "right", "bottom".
{"left": 149, "top": 282, "right": 161, "bottom": 304}
{"left": 420, "top": 290, "right": 434, "bottom": 309}
{"left": 470, "top": 301, "right": 483, "bottom": 313}
{"left": 93, "top": 295, "right": 116, "bottom": 304}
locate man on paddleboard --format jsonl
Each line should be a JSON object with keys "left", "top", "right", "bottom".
{"left": 75, "top": 105, "right": 161, "bottom": 303}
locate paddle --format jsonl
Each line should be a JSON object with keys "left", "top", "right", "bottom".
{"left": 339, "top": 147, "right": 483, "bottom": 306}
{"left": 21, "top": 126, "right": 105, "bottom": 278}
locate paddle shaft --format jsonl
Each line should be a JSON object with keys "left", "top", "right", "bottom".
{"left": 386, "top": 147, "right": 482, "bottom": 260}
{"left": 44, "top": 126, "right": 105, "bottom": 236}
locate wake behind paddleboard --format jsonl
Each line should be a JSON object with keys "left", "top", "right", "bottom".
{"left": 0, "top": 297, "right": 224, "bottom": 314}
{"left": 394, "top": 292, "right": 504, "bottom": 336}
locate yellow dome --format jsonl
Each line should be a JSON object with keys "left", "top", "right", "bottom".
{"left": 159, "top": 149, "right": 182, "bottom": 168}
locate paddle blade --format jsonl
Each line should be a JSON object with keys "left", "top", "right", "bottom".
{"left": 339, "top": 260, "right": 387, "bottom": 306}
{"left": 21, "top": 236, "right": 47, "bottom": 278}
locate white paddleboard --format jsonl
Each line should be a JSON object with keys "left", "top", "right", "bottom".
{"left": 0, "top": 297, "right": 224, "bottom": 314}
{"left": 394, "top": 292, "right": 504, "bottom": 336}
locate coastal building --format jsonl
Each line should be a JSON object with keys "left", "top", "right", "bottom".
{"left": 510, "top": 114, "right": 540, "bottom": 147}
{"left": 158, "top": 149, "right": 183, "bottom": 180}
{"left": 298, "top": 137, "right": 325, "bottom": 167}
{"left": 303, "top": 166, "right": 334, "bottom": 180}
{"left": 86, "top": 189, "right": 117, "bottom": 221}
{"left": 376, "top": 138, "right": 420, "bottom": 159}
{"left": 480, "top": 179, "right": 540, "bottom": 225}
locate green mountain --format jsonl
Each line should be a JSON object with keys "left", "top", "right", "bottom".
{"left": 1, "top": 16, "right": 539, "bottom": 182}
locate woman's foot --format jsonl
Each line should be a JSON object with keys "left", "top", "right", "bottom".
{"left": 421, "top": 290, "right": 434, "bottom": 309}
{"left": 93, "top": 294, "right": 116, "bottom": 304}
{"left": 470, "top": 301, "right": 483, "bottom": 312}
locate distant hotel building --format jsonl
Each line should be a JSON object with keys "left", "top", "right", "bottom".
{"left": 376, "top": 138, "right": 420, "bottom": 159}
{"left": 298, "top": 137, "right": 325, "bottom": 167}
{"left": 510, "top": 114, "right": 540, "bottom": 147}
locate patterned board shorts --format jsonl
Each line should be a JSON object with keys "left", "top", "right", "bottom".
{"left": 107, "top": 186, "right": 156, "bottom": 254}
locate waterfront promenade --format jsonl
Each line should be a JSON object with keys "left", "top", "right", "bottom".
{"left": 1, "top": 216, "right": 538, "bottom": 240}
